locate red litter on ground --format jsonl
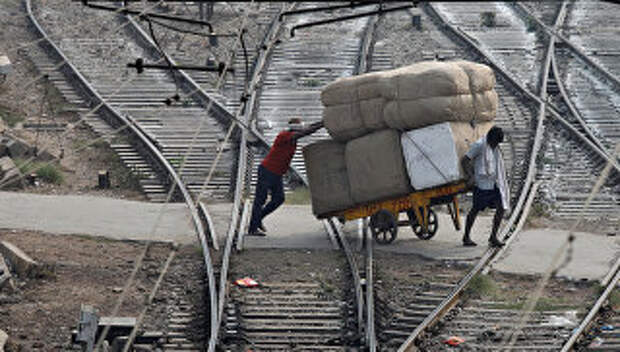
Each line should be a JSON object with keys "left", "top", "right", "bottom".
{"left": 443, "top": 336, "right": 465, "bottom": 346}
{"left": 235, "top": 277, "right": 259, "bottom": 287}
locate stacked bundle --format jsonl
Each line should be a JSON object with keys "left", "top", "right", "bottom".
{"left": 304, "top": 61, "right": 497, "bottom": 217}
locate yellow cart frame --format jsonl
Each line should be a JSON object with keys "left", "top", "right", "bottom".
{"left": 324, "top": 182, "right": 467, "bottom": 244}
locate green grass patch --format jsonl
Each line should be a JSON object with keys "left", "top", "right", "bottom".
{"left": 300, "top": 78, "right": 322, "bottom": 87}
{"left": 36, "top": 164, "right": 64, "bottom": 184}
{"left": 609, "top": 289, "right": 620, "bottom": 309}
{"left": 464, "top": 274, "right": 497, "bottom": 298}
{"left": 15, "top": 158, "right": 64, "bottom": 184}
{"left": 285, "top": 187, "right": 311, "bottom": 205}
{"left": 0, "top": 106, "right": 24, "bottom": 128}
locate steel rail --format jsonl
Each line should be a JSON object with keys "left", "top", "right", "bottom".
{"left": 357, "top": 8, "right": 380, "bottom": 350}
{"left": 327, "top": 219, "right": 365, "bottom": 340}
{"left": 550, "top": 54, "right": 609, "bottom": 153}
{"left": 25, "top": 1, "right": 221, "bottom": 351}
{"left": 205, "top": 5, "right": 289, "bottom": 350}
{"left": 121, "top": 14, "right": 237, "bottom": 351}
{"left": 514, "top": 2, "right": 620, "bottom": 91}
{"left": 396, "top": 3, "right": 563, "bottom": 350}
{"left": 560, "top": 257, "right": 620, "bottom": 351}
{"left": 424, "top": 3, "right": 620, "bottom": 173}
{"left": 516, "top": 2, "right": 612, "bottom": 155}
{"left": 213, "top": 8, "right": 289, "bottom": 345}
{"left": 232, "top": 3, "right": 291, "bottom": 252}
{"left": 124, "top": 7, "right": 309, "bottom": 186}
{"left": 364, "top": 219, "right": 376, "bottom": 352}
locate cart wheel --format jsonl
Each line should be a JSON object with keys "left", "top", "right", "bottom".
{"left": 407, "top": 209, "right": 438, "bottom": 240}
{"left": 370, "top": 209, "right": 397, "bottom": 244}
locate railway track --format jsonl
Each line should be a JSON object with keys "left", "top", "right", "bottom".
{"left": 25, "top": 0, "right": 220, "bottom": 349}
{"left": 514, "top": 1, "right": 620, "bottom": 228}
{"left": 208, "top": 4, "right": 374, "bottom": 350}
{"left": 367, "top": 2, "right": 619, "bottom": 351}
{"left": 30, "top": 0, "right": 242, "bottom": 202}
{"left": 19, "top": 1, "right": 619, "bottom": 351}
{"left": 562, "top": 259, "right": 619, "bottom": 352}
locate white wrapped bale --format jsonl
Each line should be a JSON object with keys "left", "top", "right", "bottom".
{"left": 401, "top": 122, "right": 496, "bottom": 190}
{"left": 346, "top": 129, "right": 413, "bottom": 204}
{"left": 401, "top": 123, "right": 463, "bottom": 190}
{"left": 323, "top": 103, "right": 367, "bottom": 142}
{"left": 303, "top": 140, "right": 354, "bottom": 216}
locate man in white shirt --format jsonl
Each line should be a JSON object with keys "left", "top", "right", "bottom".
{"left": 460, "top": 126, "right": 510, "bottom": 247}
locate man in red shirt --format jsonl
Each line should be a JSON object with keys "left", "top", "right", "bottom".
{"left": 248, "top": 118, "right": 323, "bottom": 236}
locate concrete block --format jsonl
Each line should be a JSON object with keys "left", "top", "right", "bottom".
{"left": 0, "top": 329, "right": 8, "bottom": 352}
{"left": 0, "top": 253, "right": 11, "bottom": 288}
{"left": 5, "top": 138, "right": 30, "bottom": 159}
{"left": 0, "top": 56, "right": 10, "bottom": 75}
{"left": 0, "top": 241, "right": 39, "bottom": 278}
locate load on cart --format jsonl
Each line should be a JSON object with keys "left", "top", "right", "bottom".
{"left": 303, "top": 60, "right": 499, "bottom": 244}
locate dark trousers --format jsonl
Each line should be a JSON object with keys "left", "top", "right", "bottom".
{"left": 249, "top": 165, "right": 284, "bottom": 233}
{"left": 464, "top": 187, "right": 505, "bottom": 241}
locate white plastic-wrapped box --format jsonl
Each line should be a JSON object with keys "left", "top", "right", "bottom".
{"left": 400, "top": 122, "right": 494, "bottom": 190}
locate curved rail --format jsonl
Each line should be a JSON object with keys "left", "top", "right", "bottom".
{"left": 514, "top": 2, "right": 620, "bottom": 91}
{"left": 396, "top": 3, "right": 564, "bottom": 350}
{"left": 561, "top": 257, "right": 620, "bottom": 351}
{"left": 25, "top": 0, "right": 220, "bottom": 349}
{"left": 213, "top": 5, "right": 287, "bottom": 350}
{"left": 426, "top": 5, "right": 620, "bottom": 174}
{"left": 516, "top": 3, "right": 612, "bottom": 155}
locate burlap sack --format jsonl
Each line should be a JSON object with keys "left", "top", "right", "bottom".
{"left": 384, "top": 94, "right": 476, "bottom": 130}
{"left": 360, "top": 98, "right": 387, "bottom": 131}
{"left": 323, "top": 103, "right": 367, "bottom": 142}
{"left": 473, "top": 121, "right": 494, "bottom": 140}
{"left": 320, "top": 75, "right": 359, "bottom": 106}
{"left": 453, "top": 60, "right": 496, "bottom": 92}
{"left": 380, "top": 61, "right": 471, "bottom": 101}
{"left": 346, "top": 129, "right": 412, "bottom": 204}
{"left": 303, "top": 140, "right": 355, "bottom": 216}
{"left": 472, "top": 90, "right": 498, "bottom": 121}
{"left": 321, "top": 72, "right": 387, "bottom": 106}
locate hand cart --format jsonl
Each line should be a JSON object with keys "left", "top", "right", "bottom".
{"left": 323, "top": 181, "right": 468, "bottom": 244}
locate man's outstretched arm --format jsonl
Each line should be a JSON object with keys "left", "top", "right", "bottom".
{"left": 292, "top": 121, "right": 324, "bottom": 141}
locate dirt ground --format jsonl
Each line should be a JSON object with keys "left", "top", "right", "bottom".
{"left": 374, "top": 250, "right": 599, "bottom": 310}
{"left": 0, "top": 230, "right": 172, "bottom": 351}
{"left": 230, "top": 248, "right": 348, "bottom": 292}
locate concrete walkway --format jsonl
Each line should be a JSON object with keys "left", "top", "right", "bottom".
{"left": 0, "top": 191, "right": 196, "bottom": 243}
{"left": 493, "top": 228, "right": 619, "bottom": 281}
{"left": 0, "top": 191, "right": 617, "bottom": 281}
